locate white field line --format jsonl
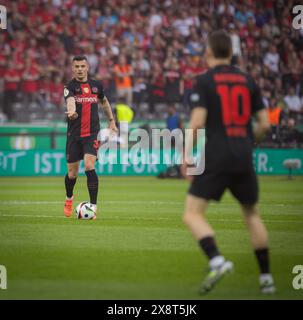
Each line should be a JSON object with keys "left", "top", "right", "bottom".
{"left": 0, "top": 201, "right": 301, "bottom": 223}
{"left": 0, "top": 200, "right": 182, "bottom": 205}
{"left": 0, "top": 213, "right": 302, "bottom": 224}
{"left": 0, "top": 213, "right": 168, "bottom": 220}
{"left": 0, "top": 200, "right": 295, "bottom": 207}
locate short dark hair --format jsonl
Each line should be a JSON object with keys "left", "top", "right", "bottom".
{"left": 208, "top": 30, "right": 232, "bottom": 59}
{"left": 72, "top": 55, "right": 88, "bottom": 62}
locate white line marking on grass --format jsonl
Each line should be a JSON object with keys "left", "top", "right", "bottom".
{"left": 0, "top": 200, "right": 179, "bottom": 205}
{"left": 0, "top": 200, "right": 296, "bottom": 207}
{"left": 0, "top": 214, "right": 63, "bottom": 219}
{"left": 0, "top": 213, "right": 302, "bottom": 224}
{"left": 0, "top": 214, "right": 170, "bottom": 221}
{"left": 0, "top": 201, "right": 62, "bottom": 205}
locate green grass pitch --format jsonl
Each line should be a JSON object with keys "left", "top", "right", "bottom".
{"left": 0, "top": 176, "right": 302, "bottom": 300}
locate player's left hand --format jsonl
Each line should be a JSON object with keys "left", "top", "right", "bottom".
{"left": 65, "top": 111, "right": 78, "bottom": 120}
{"left": 108, "top": 120, "right": 118, "bottom": 135}
{"left": 181, "top": 162, "right": 194, "bottom": 182}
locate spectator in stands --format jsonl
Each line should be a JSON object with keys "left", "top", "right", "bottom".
{"left": 186, "top": 29, "right": 204, "bottom": 57}
{"left": 234, "top": 2, "right": 254, "bottom": 26}
{"left": 166, "top": 104, "right": 183, "bottom": 132}
{"left": 131, "top": 49, "right": 150, "bottom": 112}
{"left": 132, "top": 49, "right": 150, "bottom": 78}
{"left": 38, "top": 74, "right": 51, "bottom": 108}
{"left": 22, "top": 57, "right": 40, "bottom": 109}
{"left": 278, "top": 118, "right": 302, "bottom": 146}
{"left": 217, "top": 0, "right": 236, "bottom": 17}
{"left": 96, "top": 6, "right": 118, "bottom": 28}
{"left": 49, "top": 74, "right": 64, "bottom": 111}
{"left": 148, "top": 6, "right": 163, "bottom": 36}
{"left": 164, "top": 57, "right": 181, "bottom": 104}
{"left": 284, "top": 86, "right": 302, "bottom": 118}
{"left": 96, "top": 55, "right": 115, "bottom": 102}
{"left": 268, "top": 98, "right": 282, "bottom": 128}
{"left": 3, "top": 61, "right": 21, "bottom": 120}
{"left": 180, "top": 54, "right": 199, "bottom": 111}
{"left": 263, "top": 44, "right": 280, "bottom": 75}
{"left": 114, "top": 97, "right": 134, "bottom": 148}
{"left": 228, "top": 23, "right": 242, "bottom": 66}
{"left": 133, "top": 77, "right": 147, "bottom": 114}
{"left": 115, "top": 98, "right": 134, "bottom": 125}
{"left": 173, "top": 10, "right": 195, "bottom": 38}
{"left": 114, "top": 54, "right": 133, "bottom": 106}
{"left": 86, "top": 44, "right": 99, "bottom": 76}
{"left": 148, "top": 61, "right": 165, "bottom": 115}
{"left": 0, "top": 34, "right": 9, "bottom": 114}
{"left": 267, "top": 97, "right": 286, "bottom": 144}
{"left": 0, "top": 0, "right": 302, "bottom": 141}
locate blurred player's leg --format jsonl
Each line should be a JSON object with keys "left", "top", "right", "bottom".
{"left": 242, "top": 204, "right": 276, "bottom": 294}
{"left": 184, "top": 195, "right": 233, "bottom": 294}
{"left": 84, "top": 154, "right": 98, "bottom": 218}
{"left": 64, "top": 161, "right": 79, "bottom": 217}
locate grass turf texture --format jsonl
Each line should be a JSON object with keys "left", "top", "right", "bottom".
{"left": 0, "top": 176, "right": 302, "bottom": 300}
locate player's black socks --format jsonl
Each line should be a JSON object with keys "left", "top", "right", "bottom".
{"left": 85, "top": 169, "right": 98, "bottom": 205}
{"left": 198, "top": 236, "right": 220, "bottom": 260}
{"left": 255, "top": 248, "right": 270, "bottom": 274}
{"left": 65, "top": 174, "right": 77, "bottom": 198}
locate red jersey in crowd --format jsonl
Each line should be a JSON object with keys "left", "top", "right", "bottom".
{"left": 4, "top": 68, "right": 20, "bottom": 91}
{"left": 0, "top": 53, "right": 6, "bottom": 78}
{"left": 50, "top": 82, "right": 64, "bottom": 106}
{"left": 22, "top": 64, "right": 40, "bottom": 93}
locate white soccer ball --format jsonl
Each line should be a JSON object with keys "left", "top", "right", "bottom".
{"left": 75, "top": 202, "right": 96, "bottom": 220}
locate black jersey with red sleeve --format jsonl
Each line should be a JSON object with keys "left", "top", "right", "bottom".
{"left": 64, "top": 78, "right": 105, "bottom": 138}
{"left": 190, "top": 64, "right": 265, "bottom": 173}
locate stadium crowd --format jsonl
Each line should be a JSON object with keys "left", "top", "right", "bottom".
{"left": 0, "top": 0, "right": 303, "bottom": 147}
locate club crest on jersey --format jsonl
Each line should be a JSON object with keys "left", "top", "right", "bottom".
{"left": 92, "top": 87, "right": 98, "bottom": 93}
{"left": 83, "top": 87, "right": 89, "bottom": 93}
{"left": 64, "top": 88, "right": 69, "bottom": 97}
{"left": 190, "top": 93, "right": 200, "bottom": 102}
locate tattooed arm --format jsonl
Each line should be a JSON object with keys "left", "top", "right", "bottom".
{"left": 100, "top": 96, "right": 118, "bottom": 133}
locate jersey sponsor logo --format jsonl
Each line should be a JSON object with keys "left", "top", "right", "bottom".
{"left": 190, "top": 93, "right": 200, "bottom": 102}
{"left": 92, "top": 87, "right": 98, "bottom": 93}
{"left": 64, "top": 88, "right": 70, "bottom": 98}
{"left": 75, "top": 96, "right": 98, "bottom": 103}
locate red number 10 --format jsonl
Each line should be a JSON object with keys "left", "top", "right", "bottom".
{"left": 216, "top": 85, "right": 251, "bottom": 126}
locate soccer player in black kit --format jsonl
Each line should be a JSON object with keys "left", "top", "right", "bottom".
{"left": 63, "top": 56, "right": 117, "bottom": 219}
{"left": 182, "top": 31, "right": 276, "bottom": 294}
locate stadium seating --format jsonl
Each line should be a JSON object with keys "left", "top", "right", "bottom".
{"left": 0, "top": 0, "right": 302, "bottom": 147}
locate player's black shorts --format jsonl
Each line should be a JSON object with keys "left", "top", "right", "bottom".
{"left": 188, "top": 168, "right": 259, "bottom": 205}
{"left": 66, "top": 134, "right": 100, "bottom": 163}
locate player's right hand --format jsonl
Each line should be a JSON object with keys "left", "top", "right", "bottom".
{"left": 65, "top": 111, "right": 78, "bottom": 120}
{"left": 181, "top": 162, "right": 194, "bottom": 182}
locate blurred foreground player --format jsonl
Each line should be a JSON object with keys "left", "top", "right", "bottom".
{"left": 63, "top": 56, "right": 117, "bottom": 218}
{"left": 182, "top": 30, "right": 275, "bottom": 294}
